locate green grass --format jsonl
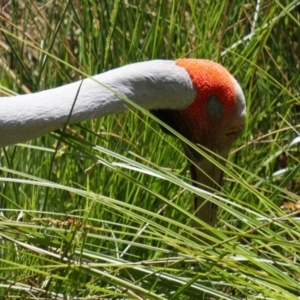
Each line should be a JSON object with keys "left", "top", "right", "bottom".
{"left": 0, "top": 0, "right": 300, "bottom": 299}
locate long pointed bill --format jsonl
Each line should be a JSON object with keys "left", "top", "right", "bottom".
{"left": 183, "top": 144, "right": 228, "bottom": 227}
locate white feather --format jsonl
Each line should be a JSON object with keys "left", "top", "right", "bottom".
{"left": 0, "top": 60, "right": 195, "bottom": 146}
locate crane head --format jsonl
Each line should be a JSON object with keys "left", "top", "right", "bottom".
{"left": 152, "top": 59, "right": 246, "bottom": 227}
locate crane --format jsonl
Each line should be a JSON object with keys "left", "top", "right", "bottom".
{"left": 0, "top": 59, "right": 246, "bottom": 226}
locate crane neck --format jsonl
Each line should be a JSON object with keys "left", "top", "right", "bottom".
{"left": 0, "top": 60, "right": 195, "bottom": 147}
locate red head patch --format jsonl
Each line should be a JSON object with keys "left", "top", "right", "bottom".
{"left": 175, "top": 59, "right": 236, "bottom": 128}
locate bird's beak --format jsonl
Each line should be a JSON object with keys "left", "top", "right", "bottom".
{"left": 183, "top": 144, "right": 228, "bottom": 227}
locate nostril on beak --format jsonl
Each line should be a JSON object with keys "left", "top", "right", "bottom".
{"left": 226, "top": 126, "right": 241, "bottom": 136}
{"left": 226, "top": 128, "right": 239, "bottom": 136}
{"left": 226, "top": 122, "right": 244, "bottom": 136}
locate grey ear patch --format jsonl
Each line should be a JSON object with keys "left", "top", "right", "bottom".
{"left": 206, "top": 95, "right": 224, "bottom": 121}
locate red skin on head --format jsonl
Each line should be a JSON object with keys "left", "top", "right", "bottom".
{"left": 175, "top": 59, "right": 236, "bottom": 130}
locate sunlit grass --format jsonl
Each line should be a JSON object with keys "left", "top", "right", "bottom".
{"left": 0, "top": 0, "right": 300, "bottom": 299}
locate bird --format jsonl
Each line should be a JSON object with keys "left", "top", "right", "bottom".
{"left": 0, "top": 59, "right": 246, "bottom": 226}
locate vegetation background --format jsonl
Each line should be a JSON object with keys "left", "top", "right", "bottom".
{"left": 0, "top": 0, "right": 300, "bottom": 299}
